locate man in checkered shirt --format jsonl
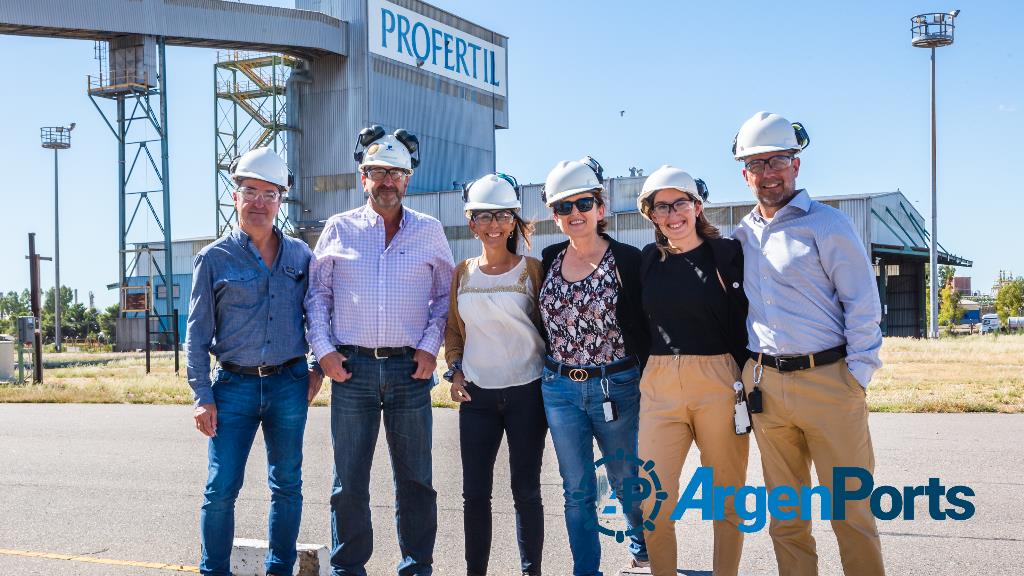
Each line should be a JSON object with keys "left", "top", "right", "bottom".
{"left": 305, "top": 126, "right": 454, "bottom": 576}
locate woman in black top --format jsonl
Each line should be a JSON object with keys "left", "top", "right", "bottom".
{"left": 635, "top": 165, "right": 749, "bottom": 576}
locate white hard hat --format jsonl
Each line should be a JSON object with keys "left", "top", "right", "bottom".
{"left": 231, "top": 147, "right": 290, "bottom": 191}
{"left": 464, "top": 173, "right": 521, "bottom": 211}
{"left": 359, "top": 134, "right": 413, "bottom": 171}
{"left": 732, "top": 111, "right": 809, "bottom": 160}
{"left": 543, "top": 156, "right": 604, "bottom": 205}
{"left": 637, "top": 165, "right": 702, "bottom": 215}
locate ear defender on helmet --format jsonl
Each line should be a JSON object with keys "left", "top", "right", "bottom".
{"left": 495, "top": 173, "right": 521, "bottom": 200}
{"left": 695, "top": 178, "right": 709, "bottom": 202}
{"left": 228, "top": 155, "right": 240, "bottom": 176}
{"left": 461, "top": 180, "right": 471, "bottom": 203}
{"left": 581, "top": 155, "right": 605, "bottom": 184}
{"left": 353, "top": 124, "right": 386, "bottom": 163}
{"left": 792, "top": 122, "right": 810, "bottom": 150}
{"left": 393, "top": 129, "right": 421, "bottom": 168}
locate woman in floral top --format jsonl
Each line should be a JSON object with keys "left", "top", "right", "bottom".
{"left": 538, "top": 156, "right": 651, "bottom": 576}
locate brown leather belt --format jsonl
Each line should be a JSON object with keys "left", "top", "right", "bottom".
{"left": 750, "top": 345, "right": 847, "bottom": 372}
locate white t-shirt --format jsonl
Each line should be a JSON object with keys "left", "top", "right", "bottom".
{"left": 457, "top": 257, "right": 545, "bottom": 389}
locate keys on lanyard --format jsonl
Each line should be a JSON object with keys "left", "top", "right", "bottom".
{"left": 748, "top": 361, "right": 764, "bottom": 414}
{"left": 600, "top": 377, "right": 618, "bottom": 422}
{"left": 733, "top": 381, "right": 752, "bottom": 435}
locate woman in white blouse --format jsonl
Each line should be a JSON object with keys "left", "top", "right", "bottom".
{"left": 443, "top": 173, "right": 547, "bottom": 576}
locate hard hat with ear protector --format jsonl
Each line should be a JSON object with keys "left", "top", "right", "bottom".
{"left": 541, "top": 156, "right": 605, "bottom": 205}
{"left": 732, "top": 111, "right": 810, "bottom": 160}
{"left": 636, "top": 165, "right": 709, "bottom": 216}
{"left": 463, "top": 173, "right": 521, "bottom": 211}
{"left": 230, "top": 147, "right": 291, "bottom": 191}
{"left": 353, "top": 125, "right": 420, "bottom": 170}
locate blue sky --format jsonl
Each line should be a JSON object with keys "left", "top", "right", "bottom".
{"left": 1, "top": 1, "right": 1019, "bottom": 307}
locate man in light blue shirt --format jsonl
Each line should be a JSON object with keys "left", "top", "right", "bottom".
{"left": 186, "top": 148, "right": 322, "bottom": 576}
{"left": 732, "top": 112, "right": 885, "bottom": 576}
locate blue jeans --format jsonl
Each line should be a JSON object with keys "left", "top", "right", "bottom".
{"left": 541, "top": 360, "right": 647, "bottom": 576}
{"left": 329, "top": 348, "right": 436, "bottom": 576}
{"left": 200, "top": 361, "right": 309, "bottom": 576}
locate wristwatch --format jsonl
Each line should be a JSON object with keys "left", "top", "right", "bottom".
{"left": 443, "top": 360, "right": 463, "bottom": 383}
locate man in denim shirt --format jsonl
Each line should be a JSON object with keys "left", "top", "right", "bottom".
{"left": 186, "top": 147, "right": 323, "bottom": 576}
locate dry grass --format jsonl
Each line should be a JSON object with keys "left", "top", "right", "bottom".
{"left": 2, "top": 335, "right": 1021, "bottom": 412}
{"left": 869, "top": 333, "right": 1024, "bottom": 413}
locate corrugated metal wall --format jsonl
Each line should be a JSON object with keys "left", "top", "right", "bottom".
{"left": 292, "top": 0, "right": 507, "bottom": 227}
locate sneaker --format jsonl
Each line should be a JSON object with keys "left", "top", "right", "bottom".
{"left": 622, "top": 557, "right": 651, "bottom": 573}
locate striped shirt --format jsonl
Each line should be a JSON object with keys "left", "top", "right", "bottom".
{"left": 305, "top": 202, "right": 455, "bottom": 360}
{"left": 733, "top": 189, "right": 882, "bottom": 387}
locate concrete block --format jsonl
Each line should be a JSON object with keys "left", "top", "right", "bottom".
{"left": 231, "top": 538, "right": 329, "bottom": 576}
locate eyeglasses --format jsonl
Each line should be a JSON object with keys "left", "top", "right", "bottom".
{"left": 743, "top": 154, "right": 795, "bottom": 175}
{"left": 364, "top": 167, "right": 410, "bottom": 182}
{"left": 651, "top": 198, "right": 696, "bottom": 218}
{"left": 471, "top": 210, "right": 516, "bottom": 225}
{"left": 552, "top": 197, "right": 599, "bottom": 216}
{"left": 237, "top": 186, "right": 282, "bottom": 202}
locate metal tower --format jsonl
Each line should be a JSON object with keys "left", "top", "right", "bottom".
{"left": 87, "top": 36, "right": 174, "bottom": 340}
{"left": 214, "top": 51, "right": 297, "bottom": 236}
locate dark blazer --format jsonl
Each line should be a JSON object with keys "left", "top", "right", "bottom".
{"left": 541, "top": 233, "right": 651, "bottom": 369}
{"left": 639, "top": 237, "right": 750, "bottom": 371}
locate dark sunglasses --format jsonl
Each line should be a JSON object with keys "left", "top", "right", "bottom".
{"left": 552, "top": 197, "right": 600, "bottom": 216}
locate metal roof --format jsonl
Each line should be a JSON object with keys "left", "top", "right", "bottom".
{"left": 0, "top": 0, "right": 347, "bottom": 58}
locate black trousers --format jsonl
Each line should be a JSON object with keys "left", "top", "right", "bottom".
{"left": 459, "top": 379, "right": 547, "bottom": 576}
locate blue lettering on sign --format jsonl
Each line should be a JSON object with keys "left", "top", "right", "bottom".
{"left": 411, "top": 22, "right": 430, "bottom": 61}
{"left": 489, "top": 48, "right": 500, "bottom": 87}
{"left": 375, "top": 5, "right": 502, "bottom": 93}
{"left": 396, "top": 14, "right": 412, "bottom": 55}
{"left": 380, "top": 8, "right": 395, "bottom": 49}
{"left": 442, "top": 32, "right": 455, "bottom": 71}
{"left": 455, "top": 37, "right": 468, "bottom": 75}
{"left": 468, "top": 42, "right": 481, "bottom": 79}
{"left": 482, "top": 47, "right": 489, "bottom": 84}
{"left": 431, "top": 28, "right": 443, "bottom": 66}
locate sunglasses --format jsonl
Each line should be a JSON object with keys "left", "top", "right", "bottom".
{"left": 552, "top": 197, "right": 600, "bottom": 216}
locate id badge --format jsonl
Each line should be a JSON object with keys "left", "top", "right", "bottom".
{"left": 602, "top": 399, "right": 618, "bottom": 422}
{"left": 733, "top": 381, "right": 752, "bottom": 435}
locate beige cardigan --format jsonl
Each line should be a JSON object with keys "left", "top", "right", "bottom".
{"left": 443, "top": 256, "right": 545, "bottom": 366}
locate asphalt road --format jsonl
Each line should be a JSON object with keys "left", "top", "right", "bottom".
{"left": 0, "top": 404, "right": 1022, "bottom": 575}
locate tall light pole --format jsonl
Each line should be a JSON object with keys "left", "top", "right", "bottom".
{"left": 911, "top": 11, "right": 958, "bottom": 339}
{"left": 40, "top": 123, "right": 75, "bottom": 352}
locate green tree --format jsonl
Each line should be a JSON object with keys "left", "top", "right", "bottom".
{"left": 41, "top": 286, "right": 74, "bottom": 342}
{"left": 98, "top": 303, "right": 120, "bottom": 343}
{"left": 995, "top": 278, "right": 1024, "bottom": 327}
{"left": 939, "top": 282, "right": 964, "bottom": 332}
{"left": 0, "top": 290, "right": 31, "bottom": 335}
{"left": 939, "top": 265, "right": 957, "bottom": 291}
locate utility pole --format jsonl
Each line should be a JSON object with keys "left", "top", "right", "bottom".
{"left": 26, "top": 233, "right": 52, "bottom": 383}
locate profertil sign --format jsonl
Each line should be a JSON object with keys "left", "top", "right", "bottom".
{"left": 368, "top": 0, "right": 507, "bottom": 97}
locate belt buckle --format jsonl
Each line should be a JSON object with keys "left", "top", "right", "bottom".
{"left": 257, "top": 364, "right": 275, "bottom": 377}
{"left": 775, "top": 355, "right": 799, "bottom": 372}
{"left": 568, "top": 368, "right": 589, "bottom": 382}
{"left": 373, "top": 348, "right": 388, "bottom": 360}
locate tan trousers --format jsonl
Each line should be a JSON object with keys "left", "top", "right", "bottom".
{"left": 742, "top": 358, "right": 885, "bottom": 576}
{"left": 638, "top": 354, "right": 749, "bottom": 576}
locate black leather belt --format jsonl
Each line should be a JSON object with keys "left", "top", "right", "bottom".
{"left": 750, "top": 345, "right": 847, "bottom": 372}
{"left": 544, "top": 357, "right": 637, "bottom": 382}
{"left": 338, "top": 345, "right": 415, "bottom": 359}
{"left": 221, "top": 356, "right": 304, "bottom": 377}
